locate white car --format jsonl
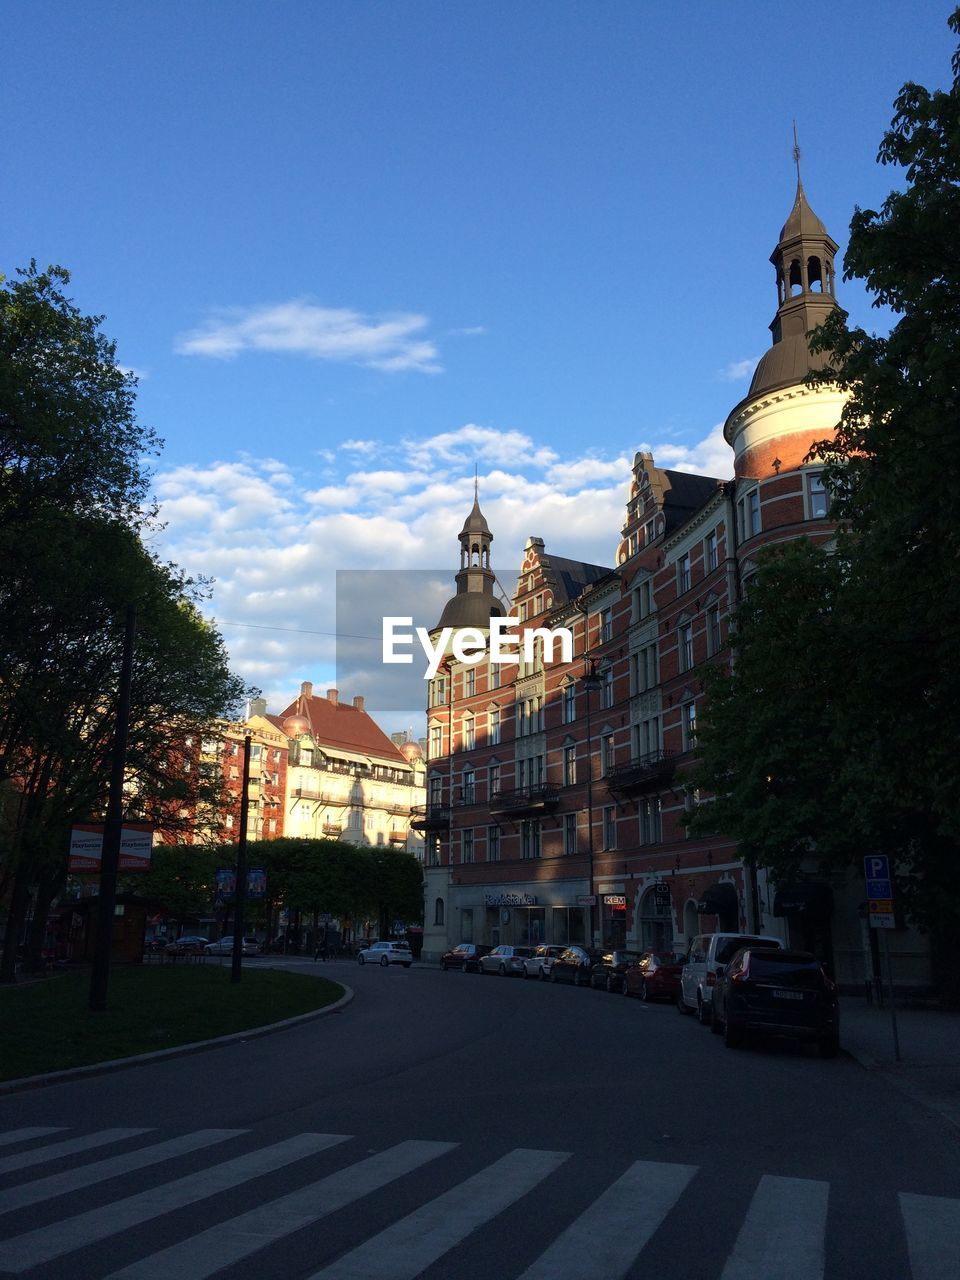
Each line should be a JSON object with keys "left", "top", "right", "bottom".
{"left": 678, "top": 932, "right": 783, "bottom": 1023}
{"left": 521, "top": 944, "right": 567, "bottom": 980}
{"left": 358, "top": 941, "right": 413, "bottom": 968}
{"left": 478, "top": 944, "right": 534, "bottom": 976}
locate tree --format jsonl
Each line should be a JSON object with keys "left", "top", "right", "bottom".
{"left": 0, "top": 265, "right": 246, "bottom": 980}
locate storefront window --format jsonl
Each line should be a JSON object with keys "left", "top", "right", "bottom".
{"left": 639, "top": 886, "right": 675, "bottom": 952}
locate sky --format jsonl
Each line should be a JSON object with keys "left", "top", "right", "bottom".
{"left": 3, "top": 1, "right": 955, "bottom": 734}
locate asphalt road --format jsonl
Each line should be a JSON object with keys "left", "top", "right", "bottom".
{"left": 1, "top": 956, "right": 958, "bottom": 1279}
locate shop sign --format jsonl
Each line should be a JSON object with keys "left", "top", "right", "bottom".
{"left": 576, "top": 895, "right": 597, "bottom": 906}
{"left": 603, "top": 894, "right": 627, "bottom": 906}
{"left": 597, "top": 882, "right": 624, "bottom": 894}
{"left": 484, "top": 893, "right": 538, "bottom": 907}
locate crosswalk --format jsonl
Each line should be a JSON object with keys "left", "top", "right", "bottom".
{"left": 0, "top": 1125, "right": 956, "bottom": 1279}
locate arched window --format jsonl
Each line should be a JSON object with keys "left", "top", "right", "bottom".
{"left": 434, "top": 897, "right": 444, "bottom": 926}
{"left": 807, "top": 255, "right": 823, "bottom": 292}
{"left": 789, "top": 257, "right": 803, "bottom": 295}
{"left": 639, "top": 886, "right": 674, "bottom": 952}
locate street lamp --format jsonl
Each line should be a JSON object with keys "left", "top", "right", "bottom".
{"left": 582, "top": 658, "right": 604, "bottom": 948}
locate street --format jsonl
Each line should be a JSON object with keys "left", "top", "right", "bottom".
{"left": 1, "top": 958, "right": 958, "bottom": 1279}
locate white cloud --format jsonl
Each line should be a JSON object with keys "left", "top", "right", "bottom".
{"left": 719, "top": 356, "right": 759, "bottom": 381}
{"left": 174, "top": 300, "right": 442, "bottom": 373}
{"left": 341, "top": 439, "right": 378, "bottom": 454}
{"left": 151, "top": 422, "right": 732, "bottom": 718}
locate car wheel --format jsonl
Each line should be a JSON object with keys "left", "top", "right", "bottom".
{"left": 697, "top": 995, "right": 712, "bottom": 1026}
{"left": 380, "top": 955, "right": 389, "bottom": 967}
{"left": 403, "top": 963, "right": 411, "bottom": 969}
{"left": 574, "top": 968, "right": 583, "bottom": 987}
{"left": 539, "top": 966, "right": 547, "bottom": 981}
{"left": 358, "top": 954, "right": 365, "bottom": 965}
{"left": 551, "top": 967, "right": 558, "bottom": 983}
{"left": 462, "top": 961, "right": 469, "bottom": 972}
{"left": 441, "top": 960, "right": 447, "bottom": 971}
{"left": 711, "top": 1005, "right": 724, "bottom": 1033}
{"left": 724, "top": 1015, "right": 744, "bottom": 1049}
{"left": 639, "top": 980, "right": 649, "bottom": 1002}
{"left": 819, "top": 1033, "right": 840, "bottom": 1059}
{"left": 499, "top": 963, "right": 507, "bottom": 976}
{"left": 622, "top": 978, "right": 631, "bottom": 997}
{"left": 677, "top": 991, "right": 692, "bottom": 1015}
{"left": 605, "top": 975, "right": 615, "bottom": 993}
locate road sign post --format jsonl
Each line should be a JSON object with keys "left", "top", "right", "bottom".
{"left": 863, "top": 855, "right": 900, "bottom": 1062}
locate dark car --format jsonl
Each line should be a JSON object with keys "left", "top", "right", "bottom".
{"left": 440, "top": 942, "right": 492, "bottom": 972}
{"left": 550, "top": 946, "right": 604, "bottom": 986}
{"left": 589, "top": 949, "right": 643, "bottom": 993}
{"left": 163, "top": 935, "right": 208, "bottom": 956}
{"left": 712, "top": 947, "right": 840, "bottom": 1057}
{"left": 623, "top": 950, "right": 685, "bottom": 1002}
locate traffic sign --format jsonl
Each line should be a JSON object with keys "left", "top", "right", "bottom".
{"left": 863, "top": 855, "right": 891, "bottom": 882}
{"left": 870, "top": 913, "right": 895, "bottom": 930}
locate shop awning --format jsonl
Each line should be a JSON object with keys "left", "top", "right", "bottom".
{"left": 773, "top": 882, "right": 833, "bottom": 917}
{"left": 697, "top": 880, "right": 739, "bottom": 915}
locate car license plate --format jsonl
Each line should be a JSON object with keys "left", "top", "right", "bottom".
{"left": 773, "top": 989, "right": 803, "bottom": 1000}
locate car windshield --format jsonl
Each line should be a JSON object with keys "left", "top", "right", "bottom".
{"left": 716, "top": 937, "right": 778, "bottom": 964}
{"left": 747, "top": 953, "right": 824, "bottom": 986}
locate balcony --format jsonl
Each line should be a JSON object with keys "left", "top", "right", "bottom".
{"left": 409, "top": 805, "right": 451, "bottom": 832}
{"left": 604, "top": 752, "right": 677, "bottom": 795}
{"left": 322, "top": 822, "right": 343, "bottom": 836}
{"left": 388, "top": 829, "right": 408, "bottom": 844}
{"left": 489, "top": 786, "right": 560, "bottom": 817}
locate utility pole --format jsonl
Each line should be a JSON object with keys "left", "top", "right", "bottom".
{"left": 89, "top": 605, "right": 136, "bottom": 1012}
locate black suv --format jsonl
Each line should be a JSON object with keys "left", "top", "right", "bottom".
{"left": 712, "top": 947, "right": 840, "bottom": 1057}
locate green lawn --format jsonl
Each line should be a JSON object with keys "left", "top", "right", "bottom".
{"left": 0, "top": 964, "right": 344, "bottom": 1082}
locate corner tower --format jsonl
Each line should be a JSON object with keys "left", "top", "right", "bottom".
{"left": 724, "top": 176, "right": 848, "bottom": 481}
{"left": 435, "top": 484, "right": 506, "bottom": 629}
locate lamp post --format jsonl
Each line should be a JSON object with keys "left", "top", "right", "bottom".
{"left": 582, "top": 659, "right": 604, "bottom": 948}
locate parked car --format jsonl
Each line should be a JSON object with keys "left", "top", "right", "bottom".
{"left": 358, "top": 941, "right": 412, "bottom": 967}
{"left": 589, "top": 949, "right": 643, "bottom": 993}
{"left": 711, "top": 947, "right": 840, "bottom": 1057}
{"left": 678, "top": 932, "right": 784, "bottom": 1024}
{"left": 623, "top": 950, "right": 685, "bottom": 1002}
{"left": 521, "top": 944, "right": 567, "bottom": 980}
{"left": 163, "top": 935, "right": 208, "bottom": 956}
{"left": 478, "top": 944, "right": 534, "bottom": 976}
{"left": 204, "top": 936, "right": 260, "bottom": 956}
{"left": 440, "top": 943, "right": 492, "bottom": 972}
{"left": 550, "top": 946, "right": 604, "bottom": 986}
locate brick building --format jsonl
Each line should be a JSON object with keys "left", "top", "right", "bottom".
{"left": 417, "top": 180, "right": 930, "bottom": 989}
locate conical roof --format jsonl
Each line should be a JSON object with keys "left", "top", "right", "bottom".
{"left": 779, "top": 179, "right": 830, "bottom": 244}
{"left": 459, "top": 495, "right": 491, "bottom": 538}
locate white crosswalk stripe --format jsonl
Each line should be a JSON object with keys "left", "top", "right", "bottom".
{"left": 0, "top": 1126, "right": 68, "bottom": 1147}
{"left": 0, "top": 1128, "right": 246, "bottom": 1215}
{"left": 515, "top": 1158, "right": 697, "bottom": 1280}
{"left": 103, "top": 1139, "right": 458, "bottom": 1280}
{"left": 900, "top": 1191, "right": 960, "bottom": 1280}
{"left": 719, "top": 1174, "right": 829, "bottom": 1280}
{"left": 1, "top": 1127, "right": 959, "bottom": 1280}
{"left": 307, "top": 1147, "right": 570, "bottom": 1280}
{"left": 0, "top": 1127, "right": 152, "bottom": 1175}
{"left": 1, "top": 1131, "right": 349, "bottom": 1273}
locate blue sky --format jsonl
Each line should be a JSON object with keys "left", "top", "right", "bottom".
{"left": 3, "top": 1, "right": 954, "bottom": 730}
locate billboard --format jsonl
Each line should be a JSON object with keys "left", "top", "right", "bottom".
{"left": 68, "top": 823, "right": 154, "bottom": 873}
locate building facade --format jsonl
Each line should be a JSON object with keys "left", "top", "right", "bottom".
{"left": 417, "top": 181, "right": 930, "bottom": 990}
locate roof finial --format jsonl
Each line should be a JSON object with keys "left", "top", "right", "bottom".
{"left": 474, "top": 461, "right": 479, "bottom": 503}
{"left": 792, "top": 120, "right": 802, "bottom": 187}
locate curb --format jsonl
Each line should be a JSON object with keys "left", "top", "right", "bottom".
{"left": 0, "top": 985, "right": 354, "bottom": 1096}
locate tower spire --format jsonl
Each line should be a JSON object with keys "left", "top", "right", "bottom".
{"left": 792, "top": 120, "right": 802, "bottom": 187}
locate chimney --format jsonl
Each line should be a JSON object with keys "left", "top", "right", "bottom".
{"left": 353, "top": 695, "right": 365, "bottom": 712}
{"left": 327, "top": 687, "right": 339, "bottom": 706}
{"left": 249, "top": 696, "right": 267, "bottom": 718}
{"left": 300, "top": 681, "right": 313, "bottom": 699}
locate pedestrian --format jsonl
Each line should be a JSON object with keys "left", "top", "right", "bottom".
{"left": 314, "top": 929, "right": 328, "bottom": 962}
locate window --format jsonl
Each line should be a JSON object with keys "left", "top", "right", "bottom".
{"left": 489, "top": 706, "right": 501, "bottom": 745}
{"left": 679, "top": 622, "right": 694, "bottom": 672}
{"left": 230, "top": 766, "right": 239, "bottom": 780}
{"left": 272, "top": 771, "right": 279, "bottom": 786}
{"left": 521, "top": 819, "right": 541, "bottom": 859}
{"left": 462, "top": 829, "right": 474, "bottom": 863}
{"left": 563, "top": 812, "right": 578, "bottom": 855}
{"left": 535, "top": 593, "right": 544, "bottom": 615}
{"left": 518, "top": 600, "right": 528, "bottom": 622}
{"left": 462, "top": 767, "right": 476, "bottom": 804}
{"left": 644, "top": 518, "right": 656, "bottom": 545}
{"left": 601, "top": 732, "right": 615, "bottom": 775}
{"left": 635, "top": 642, "right": 658, "bottom": 692}
{"left": 434, "top": 897, "right": 444, "bottom": 926}
{"left": 562, "top": 682, "right": 576, "bottom": 724}
{"left": 251, "top": 744, "right": 262, "bottom": 759}
{"left": 461, "top": 714, "right": 475, "bottom": 751}
{"left": 635, "top": 579, "right": 653, "bottom": 620}
{"left": 682, "top": 701, "right": 698, "bottom": 751}
{"left": 602, "top": 806, "right": 617, "bottom": 850}
{"left": 429, "top": 724, "right": 442, "bottom": 759}
{"left": 706, "top": 529, "right": 719, "bottom": 572}
{"left": 429, "top": 774, "right": 443, "bottom": 807}
{"left": 489, "top": 762, "right": 501, "bottom": 796}
{"left": 563, "top": 744, "right": 577, "bottom": 786}
{"left": 677, "top": 553, "right": 691, "bottom": 593}
{"left": 640, "top": 716, "right": 661, "bottom": 756}
{"left": 224, "top": 814, "right": 234, "bottom": 828}
{"left": 487, "top": 825, "right": 501, "bottom": 862}
{"left": 432, "top": 676, "right": 446, "bottom": 707}
{"left": 639, "top": 797, "right": 662, "bottom": 844}
{"left": 489, "top": 662, "right": 501, "bottom": 690}
{"left": 601, "top": 667, "right": 614, "bottom": 709}
{"left": 599, "top": 607, "right": 613, "bottom": 643}
{"left": 707, "top": 605, "right": 722, "bottom": 656}
{"left": 427, "top": 837, "right": 441, "bottom": 867}
{"left": 808, "top": 472, "right": 828, "bottom": 519}
{"left": 464, "top": 668, "right": 475, "bottom": 697}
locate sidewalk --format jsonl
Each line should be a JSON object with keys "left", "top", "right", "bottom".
{"left": 840, "top": 995, "right": 960, "bottom": 1132}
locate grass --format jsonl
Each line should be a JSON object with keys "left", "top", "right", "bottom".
{"left": 0, "top": 964, "right": 344, "bottom": 1082}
